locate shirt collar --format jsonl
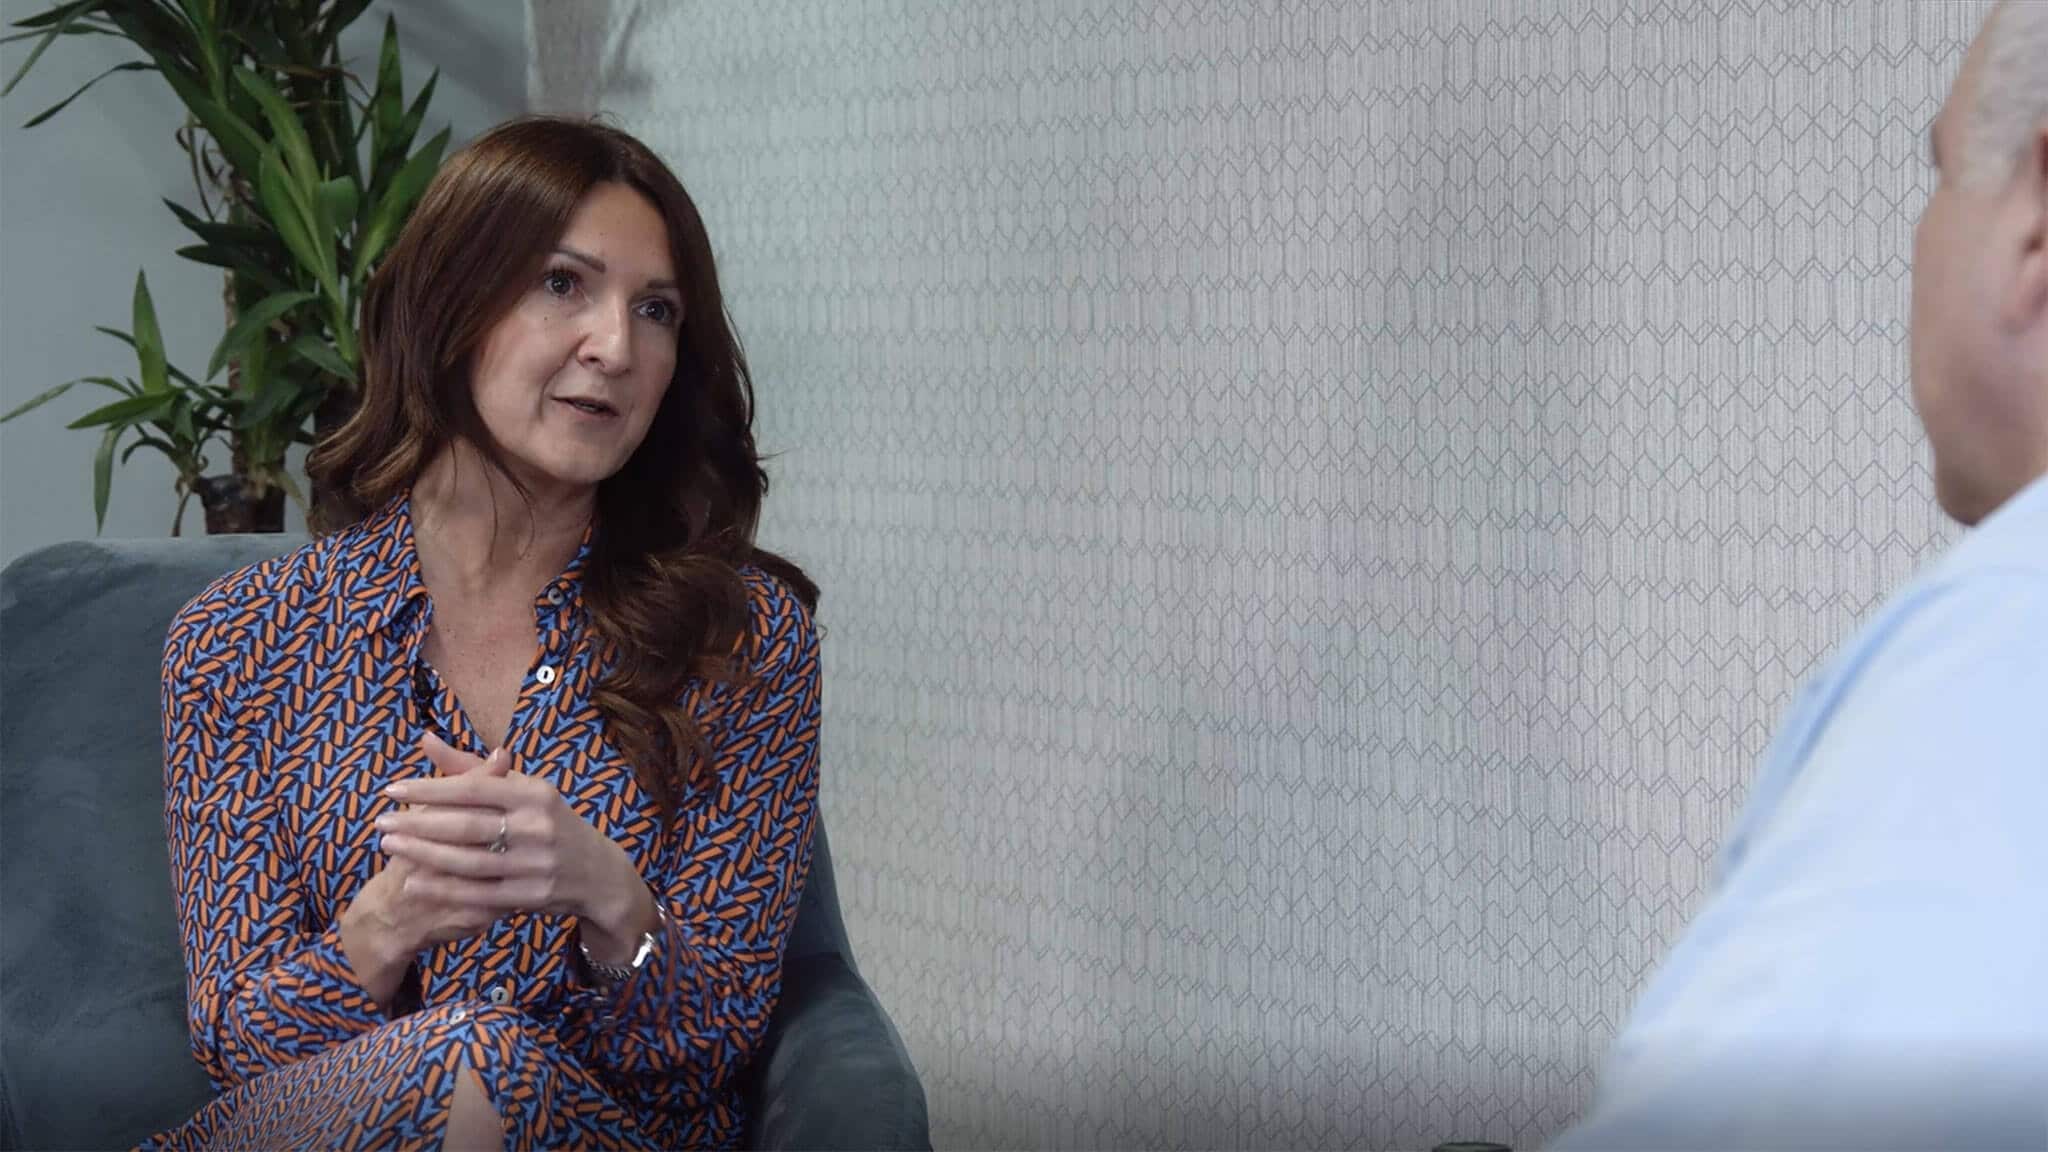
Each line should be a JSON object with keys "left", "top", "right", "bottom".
{"left": 331, "top": 492, "right": 597, "bottom": 643}
{"left": 537, "top": 525, "right": 595, "bottom": 633}
{"left": 332, "top": 494, "right": 430, "bottom": 643}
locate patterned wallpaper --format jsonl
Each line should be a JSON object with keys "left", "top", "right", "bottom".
{"left": 530, "top": 2, "right": 1978, "bottom": 1146}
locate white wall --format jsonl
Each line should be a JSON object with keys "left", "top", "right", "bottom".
{"left": 530, "top": 2, "right": 1971, "bottom": 1146}
{"left": 0, "top": 0, "right": 526, "bottom": 568}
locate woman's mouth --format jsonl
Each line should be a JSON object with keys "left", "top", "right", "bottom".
{"left": 555, "top": 396, "right": 617, "bottom": 418}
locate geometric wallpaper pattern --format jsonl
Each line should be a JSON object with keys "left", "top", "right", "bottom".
{"left": 530, "top": 2, "right": 1979, "bottom": 1145}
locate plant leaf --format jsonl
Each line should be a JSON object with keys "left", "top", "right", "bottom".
{"left": 174, "top": 244, "right": 289, "bottom": 293}
{"left": 273, "top": 466, "right": 308, "bottom": 512}
{"left": 206, "top": 289, "right": 314, "bottom": 379}
{"left": 89, "top": 3, "right": 198, "bottom": 87}
{"left": 121, "top": 432, "right": 177, "bottom": 465}
{"left": 0, "top": 378, "right": 79, "bottom": 422}
{"left": 164, "top": 199, "right": 270, "bottom": 248}
{"left": 315, "top": 174, "right": 358, "bottom": 228}
{"left": 234, "top": 68, "right": 320, "bottom": 186}
{"left": 356, "top": 124, "right": 447, "bottom": 274}
{"left": 288, "top": 331, "right": 355, "bottom": 381}
{"left": 2, "top": 0, "right": 100, "bottom": 98}
{"left": 131, "top": 270, "right": 169, "bottom": 393}
{"left": 321, "top": 0, "right": 376, "bottom": 43}
{"left": 19, "top": 59, "right": 150, "bottom": 128}
{"left": 237, "top": 366, "right": 301, "bottom": 430}
{"left": 259, "top": 147, "right": 335, "bottom": 296}
{"left": 328, "top": 297, "right": 358, "bottom": 368}
{"left": 0, "top": 22, "right": 115, "bottom": 46}
{"left": 369, "top": 14, "right": 401, "bottom": 157}
{"left": 93, "top": 423, "right": 120, "bottom": 532}
{"left": 173, "top": 0, "right": 217, "bottom": 88}
{"left": 388, "top": 68, "right": 437, "bottom": 172}
{"left": 67, "top": 391, "right": 173, "bottom": 429}
{"left": 2, "top": 374, "right": 134, "bottom": 423}
{"left": 170, "top": 395, "right": 197, "bottom": 444}
{"left": 94, "top": 328, "right": 203, "bottom": 391}
{"left": 159, "top": 66, "right": 263, "bottom": 180}
{"left": 8, "top": 1, "right": 105, "bottom": 31}
{"left": 225, "top": 21, "right": 292, "bottom": 76}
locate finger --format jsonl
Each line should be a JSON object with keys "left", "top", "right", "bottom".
{"left": 419, "top": 730, "right": 490, "bottom": 778}
{"left": 479, "top": 746, "right": 514, "bottom": 778}
{"left": 404, "top": 870, "right": 540, "bottom": 910}
{"left": 381, "top": 832, "right": 528, "bottom": 879}
{"left": 385, "top": 770, "right": 522, "bottom": 807}
{"left": 376, "top": 806, "right": 504, "bottom": 846}
{"left": 420, "top": 904, "right": 512, "bottom": 942}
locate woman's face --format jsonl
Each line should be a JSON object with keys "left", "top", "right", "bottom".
{"left": 467, "top": 181, "right": 683, "bottom": 496}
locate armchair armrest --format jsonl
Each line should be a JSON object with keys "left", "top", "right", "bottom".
{"left": 746, "top": 953, "right": 931, "bottom": 1151}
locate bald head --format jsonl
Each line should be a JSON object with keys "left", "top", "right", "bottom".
{"left": 1962, "top": 0, "right": 2048, "bottom": 188}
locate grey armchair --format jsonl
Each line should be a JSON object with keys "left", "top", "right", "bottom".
{"left": 0, "top": 536, "right": 928, "bottom": 1151}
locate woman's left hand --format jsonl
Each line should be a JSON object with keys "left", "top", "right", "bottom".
{"left": 377, "top": 733, "right": 658, "bottom": 957}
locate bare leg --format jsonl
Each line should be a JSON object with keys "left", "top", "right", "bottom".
{"left": 444, "top": 1063, "right": 503, "bottom": 1152}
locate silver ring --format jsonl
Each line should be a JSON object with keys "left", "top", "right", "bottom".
{"left": 488, "top": 814, "right": 509, "bottom": 854}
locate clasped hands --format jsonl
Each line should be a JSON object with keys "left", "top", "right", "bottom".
{"left": 339, "top": 731, "right": 658, "bottom": 1010}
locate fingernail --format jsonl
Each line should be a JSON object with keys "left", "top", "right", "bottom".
{"left": 374, "top": 814, "right": 395, "bottom": 830}
{"left": 381, "top": 833, "right": 406, "bottom": 851}
{"left": 384, "top": 782, "right": 410, "bottom": 799}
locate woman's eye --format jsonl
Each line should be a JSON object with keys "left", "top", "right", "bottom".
{"left": 543, "top": 268, "right": 578, "bottom": 296}
{"left": 641, "top": 298, "right": 680, "bottom": 326}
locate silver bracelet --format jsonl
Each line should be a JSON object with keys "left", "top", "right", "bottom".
{"left": 580, "top": 898, "right": 666, "bottom": 988}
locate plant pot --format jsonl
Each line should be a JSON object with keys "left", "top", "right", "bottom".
{"left": 193, "top": 475, "right": 286, "bottom": 535}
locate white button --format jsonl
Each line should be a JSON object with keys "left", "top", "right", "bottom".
{"left": 487, "top": 984, "right": 511, "bottom": 1005}
{"left": 535, "top": 664, "right": 557, "bottom": 686}
{"left": 546, "top": 587, "right": 566, "bottom": 606}
{"left": 450, "top": 1007, "right": 468, "bottom": 1022}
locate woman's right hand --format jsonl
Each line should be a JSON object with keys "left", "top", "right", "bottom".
{"left": 340, "top": 738, "right": 511, "bottom": 1011}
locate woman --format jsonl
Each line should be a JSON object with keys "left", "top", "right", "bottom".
{"left": 147, "top": 117, "right": 821, "bottom": 1150}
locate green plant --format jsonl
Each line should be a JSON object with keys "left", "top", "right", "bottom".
{"left": 0, "top": 0, "right": 448, "bottom": 533}
{"left": 0, "top": 271, "right": 236, "bottom": 532}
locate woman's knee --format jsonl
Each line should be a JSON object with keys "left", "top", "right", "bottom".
{"left": 443, "top": 1061, "right": 504, "bottom": 1152}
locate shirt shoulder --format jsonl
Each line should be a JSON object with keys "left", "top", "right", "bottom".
{"left": 163, "top": 535, "right": 348, "bottom": 684}
{"left": 734, "top": 564, "right": 820, "bottom": 686}
{"left": 1766, "top": 563, "right": 2048, "bottom": 841}
{"left": 1561, "top": 567, "right": 2048, "bottom": 1148}
{"left": 1927, "top": 470, "right": 2048, "bottom": 584}
{"left": 1715, "top": 518, "right": 2048, "bottom": 882}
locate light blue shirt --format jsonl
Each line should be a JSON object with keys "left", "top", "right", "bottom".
{"left": 1553, "top": 474, "right": 2048, "bottom": 1151}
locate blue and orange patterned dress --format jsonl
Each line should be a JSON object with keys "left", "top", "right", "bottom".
{"left": 144, "top": 495, "right": 821, "bottom": 1150}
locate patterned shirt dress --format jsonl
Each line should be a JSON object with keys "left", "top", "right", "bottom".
{"left": 142, "top": 495, "right": 821, "bottom": 1150}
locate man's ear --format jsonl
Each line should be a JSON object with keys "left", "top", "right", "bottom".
{"left": 2011, "top": 117, "right": 2048, "bottom": 325}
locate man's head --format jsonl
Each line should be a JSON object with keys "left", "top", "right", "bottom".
{"left": 1911, "top": 0, "right": 2048, "bottom": 525}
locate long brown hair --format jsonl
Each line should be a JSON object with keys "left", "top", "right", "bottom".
{"left": 309, "top": 116, "right": 817, "bottom": 813}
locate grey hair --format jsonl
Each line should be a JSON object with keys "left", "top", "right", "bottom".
{"left": 1963, "top": 0, "right": 2048, "bottom": 187}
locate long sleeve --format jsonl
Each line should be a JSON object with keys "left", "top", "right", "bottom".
{"left": 581, "top": 573, "right": 823, "bottom": 1101}
{"left": 162, "top": 587, "right": 387, "bottom": 1092}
